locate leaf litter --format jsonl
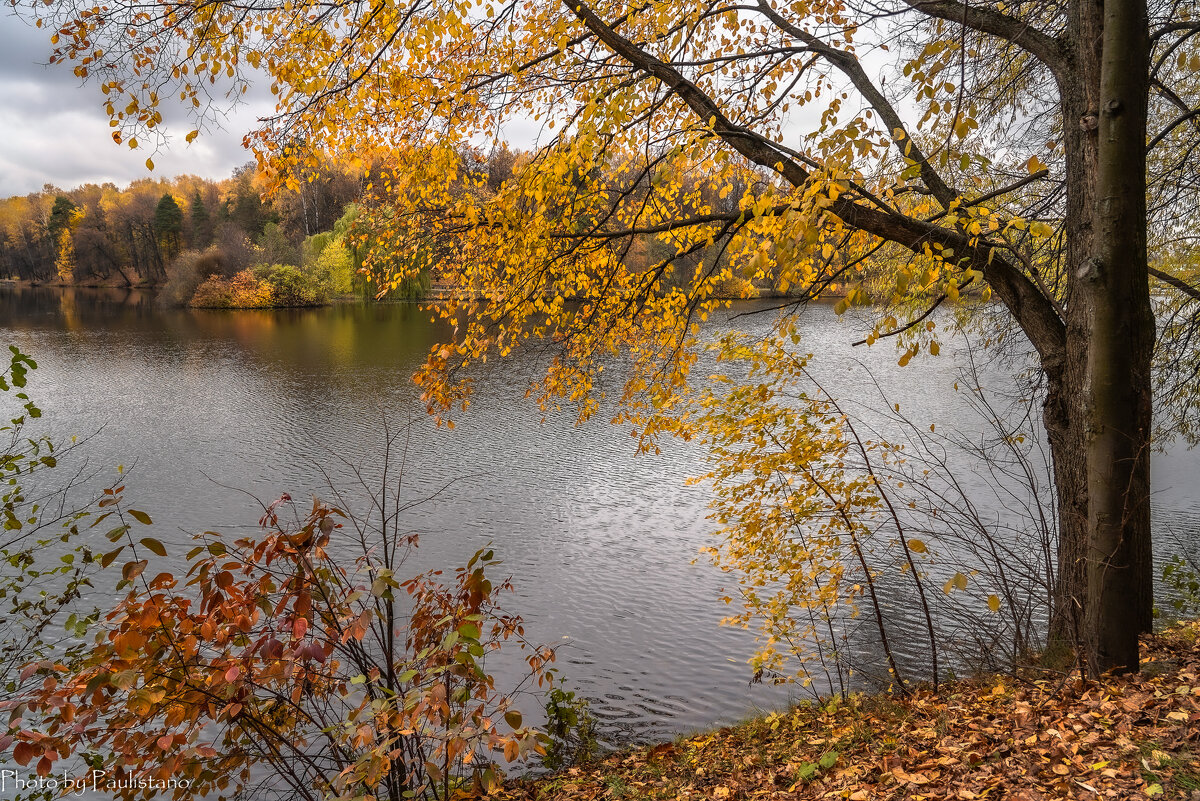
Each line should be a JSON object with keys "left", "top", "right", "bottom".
{"left": 481, "top": 623, "right": 1200, "bottom": 800}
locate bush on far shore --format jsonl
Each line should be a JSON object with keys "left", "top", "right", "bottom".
{"left": 188, "top": 263, "right": 333, "bottom": 308}
{"left": 168, "top": 202, "right": 433, "bottom": 307}
{"left": 189, "top": 268, "right": 276, "bottom": 308}
{"left": 161, "top": 246, "right": 225, "bottom": 306}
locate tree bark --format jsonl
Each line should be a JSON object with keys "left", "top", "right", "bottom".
{"left": 1049, "top": 0, "right": 1155, "bottom": 675}
{"left": 1082, "top": 0, "right": 1154, "bottom": 674}
{"left": 1046, "top": 0, "right": 1103, "bottom": 660}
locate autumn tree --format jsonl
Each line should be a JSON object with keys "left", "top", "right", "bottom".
{"left": 23, "top": 0, "right": 1200, "bottom": 674}
{"left": 46, "top": 195, "right": 81, "bottom": 283}
{"left": 68, "top": 187, "right": 134, "bottom": 285}
{"left": 13, "top": 453, "right": 553, "bottom": 800}
{"left": 0, "top": 196, "right": 53, "bottom": 282}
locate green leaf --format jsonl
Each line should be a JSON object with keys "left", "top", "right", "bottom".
{"left": 140, "top": 537, "right": 167, "bottom": 557}
{"left": 100, "top": 547, "right": 125, "bottom": 568}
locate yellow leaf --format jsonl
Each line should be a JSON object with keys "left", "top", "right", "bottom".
{"left": 944, "top": 572, "right": 968, "bottom": 593}
{"left": 987, "top": 594, "right": 1001, "bottom": 612}
{"left": 907, "top": 539, "right": 927, "bottom": 553}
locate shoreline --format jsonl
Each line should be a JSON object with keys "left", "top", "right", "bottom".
{"left": 493, "top": 622, "right": 1200, "bottom": 800}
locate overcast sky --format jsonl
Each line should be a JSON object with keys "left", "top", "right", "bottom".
{"left": 0, "top": 11, "right": 271, "bottom": 197}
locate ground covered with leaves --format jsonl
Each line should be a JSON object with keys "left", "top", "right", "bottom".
{"left": 489, "top": 624, "right": 1200, "bottom": 800}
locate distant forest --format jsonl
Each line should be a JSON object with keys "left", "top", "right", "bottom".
{"left": 0, "top": 163, "right": 363, "bottom": 287}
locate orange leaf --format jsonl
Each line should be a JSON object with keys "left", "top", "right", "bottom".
{"left": 12, "top": 741, "right": 36, "bottom": 767}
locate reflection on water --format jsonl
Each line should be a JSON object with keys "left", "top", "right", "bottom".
{"left": 2, "top": 285, "right": 1198, "bottom": 744}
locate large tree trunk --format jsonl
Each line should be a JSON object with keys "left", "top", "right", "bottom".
{"left": 1083, "top": 0, "right": 1154, "bottom": 673}
{"left": 1046, "top": 0, "right": 1102, "bottom": 661}
{"left": 1049, "top": 0, "right": 1155, "bottom": 674}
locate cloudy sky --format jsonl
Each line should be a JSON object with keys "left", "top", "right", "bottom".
{"left": 0, "top": 11, "right": 271, "bottom": 197}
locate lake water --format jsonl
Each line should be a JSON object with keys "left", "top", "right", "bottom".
{"left": 2, "top": 285, "right": 1198, "bottom": 746}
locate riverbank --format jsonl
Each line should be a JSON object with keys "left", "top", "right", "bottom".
{"left": 0, "top": 277, "right": 157, "bottom": 289}
{"left": 492, "top": 622, "right": 1200, "bottom": 800}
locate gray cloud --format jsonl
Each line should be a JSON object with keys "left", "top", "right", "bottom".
{"left": 0, "top": 11, "right": 273, "bottom": 196}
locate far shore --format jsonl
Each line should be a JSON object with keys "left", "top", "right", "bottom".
{"left": 2, "top": 278, "right": 858, "bottom": 303}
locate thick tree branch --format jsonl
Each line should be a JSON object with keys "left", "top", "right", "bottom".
{"left": 1149, "top": 265, "right": 1200, "bottom": 301}
{"left": 830, "top": 201, "right": 1066, "bottom": 361}
{"left": 754, "top": 0, "right": 959, "bottom": 208}
{"left": 565, "top": 0, "right": 1067, "bottom": 363}
{"left": 903, "top": 0, "right": 1067, "bottom": 83}
{"left": 565, "top": 0, "right": 811, "bottom": 185}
